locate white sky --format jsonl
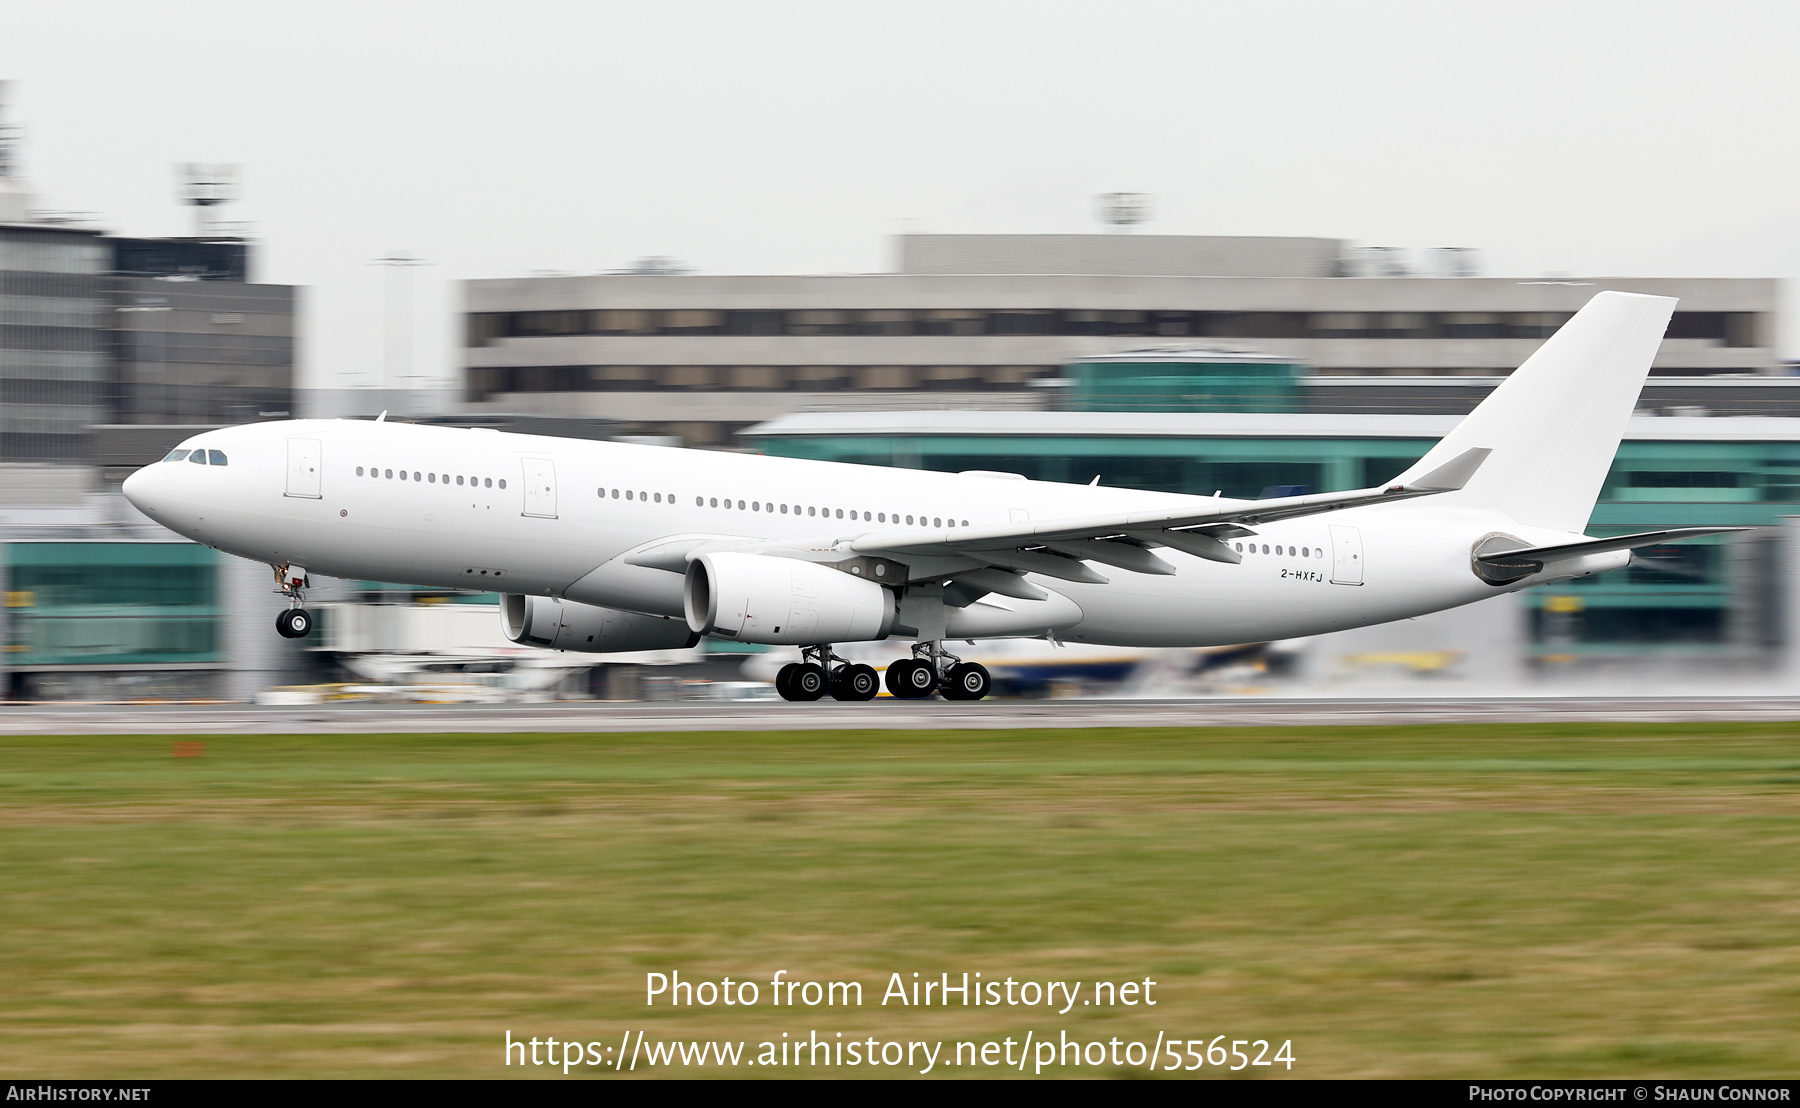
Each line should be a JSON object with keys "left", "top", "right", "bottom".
{"left": 4, "top": 0, "right": 1797, "bottom": 389}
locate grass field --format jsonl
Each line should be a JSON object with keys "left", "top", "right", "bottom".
{"left": 2, "top": 722, "right": 1798, "bottom": 1078}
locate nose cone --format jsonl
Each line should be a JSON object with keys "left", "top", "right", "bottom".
{"left": 121, "top": 465, "right": 169, "bottom": 524}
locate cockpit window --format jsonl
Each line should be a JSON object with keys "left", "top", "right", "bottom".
{"left": 162, "top": 449, "right": 190, "bottom": 462}
{"left": 208, "top": 450, "right": 228, "bottom": 466}
{"left": 189, "top": 450, "right": 208, "bottom": 465}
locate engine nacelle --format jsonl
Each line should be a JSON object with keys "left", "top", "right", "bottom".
{"left": 501, "top": 594, "right": 699, "bottom": 653}
{"left": 684, "top": 552, "right": 897, "bottom": 645}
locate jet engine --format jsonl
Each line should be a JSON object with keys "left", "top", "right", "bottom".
{"left": 684, "top": 551, "right": 896, "bottom": 645}
{"left": 501, "top": 594, "right": 699, "bottom": 652}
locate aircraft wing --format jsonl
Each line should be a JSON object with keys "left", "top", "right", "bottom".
{"left": 850, "top": 448, "right": 1491, "bottom": 582}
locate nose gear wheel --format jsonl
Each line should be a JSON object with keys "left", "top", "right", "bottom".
{"left": 270, "top": 563, "right": 313, "bottom": 639}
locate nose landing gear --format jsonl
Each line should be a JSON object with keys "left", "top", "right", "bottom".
{"left": 272, "top": 563, "right": 313, "bottom": 639}
{"left": 275, "top": 608, "right": 312, "bottom": 638}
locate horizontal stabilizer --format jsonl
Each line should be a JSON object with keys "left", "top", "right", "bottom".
{"left": 1477, "top": 527, "right": 1745, "bottom": 568}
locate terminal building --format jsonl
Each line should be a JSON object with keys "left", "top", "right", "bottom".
{"left": 743, "top": 407, "right": 1794, "bottom": 681}
{"left": 460, "top": 233, "right": 1779, "bottom": 447}
{"left": 1, "top": 221, "right": 296, "bottom": 464}
{"left": 0, "top": 88, "right": 302, "bottom": 698}
{"left": 457, "top": 231, "right": 1795, "bottom": 686}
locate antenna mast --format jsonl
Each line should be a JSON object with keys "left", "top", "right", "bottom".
{"left": 1095, "top": 192, "right": 1152, "bottom": 233}
{"left": 178, "top": 163, "right": 238, "bottom": 238}
{"left": 0, "top": 81, "right": 18, "bottom": 179}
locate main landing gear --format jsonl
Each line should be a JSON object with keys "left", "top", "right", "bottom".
{"left": 775, "top": 642, "right": 991, "bottom": 702}
{"left": 272, "top": 563, "right": 313, "bottom": 639}
{"left": 775, "top": 645, "right": 878, "bottom": 702}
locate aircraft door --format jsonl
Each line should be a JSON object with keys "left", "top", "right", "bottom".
{"left": 285, "top": 437, "right": 322, "bottom": 498}
{"left": 522, "top": 458, "right": 557, "bottom": 518}
{"left": 1329, "top": 524, "right": 1364, "bottom": 585}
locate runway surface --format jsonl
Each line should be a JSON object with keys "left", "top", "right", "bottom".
{"left": 4, "top": 696, "right": 1800, "bottom": 734}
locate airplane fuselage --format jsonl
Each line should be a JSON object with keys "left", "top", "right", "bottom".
{"left": 122, "top": 418, "right": 1609, "bottom": 649}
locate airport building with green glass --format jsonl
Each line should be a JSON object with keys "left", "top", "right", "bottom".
{"left": 744, "top": 407, "right": 1798, "bottom": 676}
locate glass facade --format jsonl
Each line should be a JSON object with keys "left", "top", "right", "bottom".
{"left": 4, "top": 542, "right": 221, "bottom": 668}
{"left": 1064, "top": 355, "right": 1303, "bottom": 413}
{"left": 754, "top": 427, "right": 1794, "bottom": 662}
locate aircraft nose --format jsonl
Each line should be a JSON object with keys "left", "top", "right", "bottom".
{"left": 121, "top": 465, "right": 168, "bottom": 522}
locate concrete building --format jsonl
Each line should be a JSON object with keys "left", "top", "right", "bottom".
{"left": 0, "top": 471, "right": 310, "bottom": 701}
{"left": 0, "top": 224, "right": 297, "bottom": 466}
{"left": 0, "top": 88, "right": 297, "bottom": 463}
{"left": 0, "top": 87, "right": 304, "bottom": 697}
{"left": 108, "top": 237, "right": 297, "bottom": 427}
{"left": 461, "top": 233, "right": 1779, "bottom": 446}
{"left": 0, "top": 224, "right": 110, "bottom": 461}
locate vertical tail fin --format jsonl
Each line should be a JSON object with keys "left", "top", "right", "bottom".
{"left": 1391, "top": 290, "right": 1675, "bottom": 533}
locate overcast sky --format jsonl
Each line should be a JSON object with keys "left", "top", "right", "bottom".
{"left": 4, "top": 0, "right": 1797, "bottom": 389}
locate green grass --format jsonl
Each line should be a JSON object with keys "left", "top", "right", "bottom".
{"left": 2, "top": 723, "right": 1798, "bottom": 1078}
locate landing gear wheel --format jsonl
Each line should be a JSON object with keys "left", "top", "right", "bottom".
{"left": 275, "top": 608, "right": 312, "bottom": 639}
{"left": 830, "top": 663, "right": 880, "bottom": 702}
{"left": 886, "top": 658, "right": 936, "bottom": 699}
{"left": 775, "top": 663, "right": 803, "bottom": 701}
{"left": 790, "top": 663, "right": 827, "bottom": 701}
{"left": 942, "top": 661, "right": 991, "bottom": 701}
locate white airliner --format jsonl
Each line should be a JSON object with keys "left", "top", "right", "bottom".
{"left": 122, "top": 292, "right": 1735, "bottom": 702}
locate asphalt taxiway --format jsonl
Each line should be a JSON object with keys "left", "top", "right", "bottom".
{"left": 3, "top": 696, "right": 1800, "bottom": 734}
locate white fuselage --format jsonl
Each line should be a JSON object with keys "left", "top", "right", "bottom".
{"left": 122, "top": 419, "right": 1614, "bottom": 648}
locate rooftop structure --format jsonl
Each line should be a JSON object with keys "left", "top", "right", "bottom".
{"left": 462, "top": 233, "right": 1779, "bottom": 447}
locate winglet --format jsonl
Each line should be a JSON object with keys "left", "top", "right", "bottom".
{"left": 1403, "top": 447, "right": 1490, "bottom": 492}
